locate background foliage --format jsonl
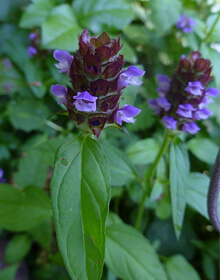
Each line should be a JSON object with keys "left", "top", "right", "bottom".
{"left": 0, "top": 0, "right": 220, "bottom": 279}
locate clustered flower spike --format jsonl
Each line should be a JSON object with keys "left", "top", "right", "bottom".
{"left": 0, "top": 168, "right": 6, "bottom": 183}
{"left": 51, "top": 29, "right": 144, "bottom": 137}
{"left": 176, "top": 14, "right": 196, "bottom": 33}
{"left": 148, "top": 51, "right": 219, "bottom": 134}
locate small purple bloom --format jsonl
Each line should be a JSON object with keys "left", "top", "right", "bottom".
{"left": 156, "top": 97, "right": 171, "bottom": 111}
{"left": 205, "top": 88, "right": 219, "bottom": 97}
{"left": 162, "top": 116, "right": 177, "bottom": 130}
{"left": 0, "top": 168, "right": 6, "bottom": 183}
{"left": 118, "top": 66, "right": 145, "bottom": 90}
{"left": 53, "top": 50, "right": 73, "bottom": 74}
{"left": 114, "top": 105, "right": 141, "bottom": 125}
{"left": 29, "top": 33, "right": 37, "bottom": 40}
{"left": 51, "top": 85, "right": 67, "bottom": 104}
{"left": 176, "top": 14, "right": 196, "bottom": 33}
{"left": 176, "top": 103, "right": 194, "bottom": 118}
{"left": 185, "top": 81, "right": 204, "bottom": 96}
{"left": 182, "top": 122, "right": 200, "bottom": 134}
{"left": 27, "top": 46, "right": 37, "bottom": 56}
{"left": 194, "top": 108, "right": 213, "bottom": 120}
{"left": 148, "top": 99, "right": 161, "bottom": 114}
{"left": 156, "top": 74, "right": 170, "bottom": 97}
{"left": 73, "top": 91, "right": 97, "bottom": 112}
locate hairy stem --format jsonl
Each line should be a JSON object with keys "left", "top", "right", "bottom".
{"left": 207, "top": 147, "right": 220, "bottom": 232}
{"left": 135, "top": 132, "right": 171, "bottom": 230}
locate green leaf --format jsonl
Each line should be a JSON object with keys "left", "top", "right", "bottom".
{"left": 50, "top": 136, "right": 110, "bottom": 280}
{"left": 4, "top": 234, "right": 32, "bottom": 264}
{"left": 42, "top": 4, "right": 81, "bottom": 51}
{"left": 0, "top": 264, "right": 18, "bottom": 280}
{"left": 0, "top": 59, "right": 27, "bottom": 95}
{"left": 35, "top": 137, "right": 64, "bottom": 166}
{"left": 164, "top": 255, "right": 200, "bottom": 280}
{"left": 14, "top": 150, "right": 48, "bottom": 189}
{"left": 19, "top": 0, "right": 55, "bottom": 28}
{"left": 187, "top": 172, "right": 211, "bottom": 219}
{"left": 119, "top": 41, "right": 137, "bottom": 64}
{"left": 126, "top": 138, "right": 159, "bottom": 165}
{"left": 29, "top": 219, "right": 52, "bottom": 248}
{"left": 201, "top": 43, "right": 220, "bottom": 87}
{"left": 149, "top": 0, "right": 182, "bottom": 36}
{"left": 187, "top": 137, "right": 218, "bottom": 165}
{"left": 170, "top": 140, "right": 189, "bottom": 239}
{"left": 24, "top": 60, "right": 47, "bottom": 98}
{"left": 101, "top": 142, "right": 138, "bottom": 186}
{"left": 0, "top": 184, "right": 52, "bottom": 231}
{"left": 105, "top": 223, "right": 167, "bottom": 280}
{"left": 8, "top": 98, "right": 50, "bottom": 132}
{"left": 72, "top": 0, "right": 134, "bottom": 33}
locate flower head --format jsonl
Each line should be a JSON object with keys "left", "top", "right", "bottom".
{"left": 176, "top": 14, "right": 196, "bottom": 33}
{"left": 148, "top": 51, "right": 218, "bottom": 134}
{"left": 0, "top": 168, "right": 6, "bottom": 183}
{"left": 51, "top": 30, "right": 142, "bottom": 137}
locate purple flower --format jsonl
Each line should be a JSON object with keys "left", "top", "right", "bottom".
{"left": 114, "top": 105, "right": 141, "bottom": 125}
{"left": 199, "top": 96, "right": 213, "bottom": 108}
{"left": 51, "top": 85, "right": 67, "bottom": 104}
{"left": 205, "top": 88, "right": 219, "bottom": 97}
{"left": 73, "top": 91, "right": 97, "bottom": 112}
{"left": 161, "top": 116, "right": 177, "bottom": 130}
{"left": 182, "top": 122, "right": 200, "bottom": 134}
{"left": 156, "top": 75, "right": 170, "bottom": 97}
{"left": 53, "top": 50, "right": 73, "bottom": 74}
{"left": 176, "top": 14, "right": 196, "bottom": 33}
{"left": 29, "top": 33, "right": 37, "bottom": 40}
{"left": 0, "top": 168, "right": 6, "bottom": 183}
{"left": 27, "top": 46, "right": 37, "bottom": 56}
{"left": 118, "top": 66, "right": 145, "bottom": 90}
{"left": 185, "top": 81, "right": 204, "bottom": 96}
{"left": 194, "top": 108, "right": 213, "bottom": 120}
{"left": 176, "top": 103, "right": 194, "bottom": 118}
{"left": 148, "top": 99, "right": 161, "bottom": 114}
{"left": 156, "top": 97, "right": 171, "bottom": 111}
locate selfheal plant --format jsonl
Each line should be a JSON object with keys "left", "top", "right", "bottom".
{"left": 51, "top": 29, "right": 144, "bottom": 137}
{"left": 148, "top": 51, "right": 219, "bottom": 134}
{"left": 50, "top": 30, "right": 144, "bottom": 280}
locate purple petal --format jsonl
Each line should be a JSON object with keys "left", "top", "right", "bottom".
{"left": 162, "top": 116, "right": 177, "bottom": 130}
{"left": 156, "top": 97, "right": 171, "bottom": 111}
{"left": 73, "top": 91, "right": 97, "bottom": 112}
{"left": 0, "top": 168, "right": 3, "bottom": 179}
{"left": 205, "top": 88, "right": 219, "bottom": 97}
{"left": 185, "top": 81, "right": 204, "bottom": 96}
{"left": 148, "top": 99, "right": 161, "bottom": 114}
{"left": 53, "top": 50, "right": 73, "bottom": 73}
{"left": 51, "top": 85, "right": 67, "bottom": 104}
{"left": 27, "top": 46, "right": 37, "bottom": 56}
{"left": 176, "top": 103, "right": 194, "bottom": 118}
{"left": 114, "top": 105, "right": 141, "bottom": 125}
{"left": 123, "top": 66, "right": 145, "bottom": 77}
{"left": 29, "top": 33, "right": 37, "bottom": 40}
{"left": 118, "top": 66, "right": 145, "bottom": 90}
{"left": 176, "top": 14, "right": 196, "bottom": 33}
{"left": 182, "top": 123, "right": 200, "bottom": 134}
{"left": 194, "top": 108, "right": 213, "bottom": 120}
{"left": 199, "top": 96, "right": 213, "bottom": 108}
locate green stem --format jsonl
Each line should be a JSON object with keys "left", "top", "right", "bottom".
{"left": 134, "top": 132, "right": 171, "bottom": 230}
{"left": 204, "top": 12, "right": 220, "bottom": 43}
{"left": 45, "top": 120, "right": 64, "bottom": 132}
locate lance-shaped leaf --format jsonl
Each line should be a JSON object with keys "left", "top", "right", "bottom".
{"left": 105, "top": 222, "right": 167, "bottom": 280}
{"left": 50, "top": 135, "right": 110, "bottom": 280}
{"left": 170, "top": 139, "right": 190, "bottom": 239}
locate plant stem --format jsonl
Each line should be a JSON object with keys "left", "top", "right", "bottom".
{"left": 204, "top": 12, "right": 220, "bottom": 43}
{"left": 134, "top": 132, "right": 171, "bottom": 230}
